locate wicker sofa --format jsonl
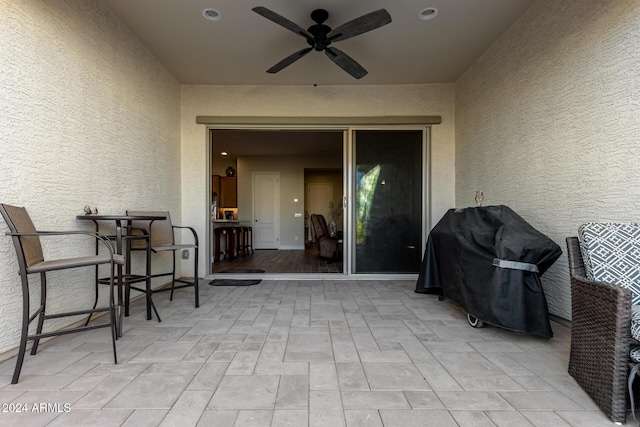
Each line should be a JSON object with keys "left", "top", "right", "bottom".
{"left": 566, "top": 236, "right": 632, "bottom": 424}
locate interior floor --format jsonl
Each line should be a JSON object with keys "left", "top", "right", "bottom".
{"left": 211, "top": 246, "right": 344, "bottom": 274}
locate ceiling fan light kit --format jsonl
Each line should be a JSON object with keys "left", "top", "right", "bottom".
{"left": 252, "top": 6, "right": 392, "bottom": 79}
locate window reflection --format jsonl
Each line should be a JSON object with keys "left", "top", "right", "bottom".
{"left": 354, "top": 130, "right": 422, "bottom": 273}
{"left": 356, "top": 164, "right": 381, "bottom": 244}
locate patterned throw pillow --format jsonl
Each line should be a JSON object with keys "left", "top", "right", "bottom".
{"left": 632, "top": 308, "right": 640, "bottom": 342}
{"left": 578, "top": 223, "right": 640, "bottom": 306}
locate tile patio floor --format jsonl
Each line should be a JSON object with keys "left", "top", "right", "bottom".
{"left": 0, "top": 280, "right": 622, "bottom": 426}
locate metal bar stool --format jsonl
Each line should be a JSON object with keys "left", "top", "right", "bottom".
{"left": 214, "top": 227, "right": 235, "bottom": 261}
{"left": 232, "top": 226, "right": 245, "bottom": 257}
{"left": 242, "top": 226, "right": 254, "bottom": 254}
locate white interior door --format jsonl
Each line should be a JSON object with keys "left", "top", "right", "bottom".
{"left": 253, "top": 172, "right": 279, "bottom": 249}
{"left": 308, "top": 183, "right": 333, "bottom": 217}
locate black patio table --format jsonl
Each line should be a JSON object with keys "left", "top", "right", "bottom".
{"left": 76, "top": 214, "right": 166, "bottom": 336}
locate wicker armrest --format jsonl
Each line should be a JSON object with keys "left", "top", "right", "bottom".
{"left": 566, "top": 237, "right": 632, "bottom": 424}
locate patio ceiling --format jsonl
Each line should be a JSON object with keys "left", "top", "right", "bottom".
{"left": 100, "top": 0, "right": 535, "bottom": 85}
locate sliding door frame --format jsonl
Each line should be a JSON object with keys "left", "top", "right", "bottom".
{"left": 205, "top": 122, "right": 432, "bottom": 280}
{"left": 347, "top": 126, "right": 431, "bottom": 277}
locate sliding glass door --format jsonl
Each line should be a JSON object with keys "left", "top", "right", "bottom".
{"left": 352, "top": 130, "right": 424, "bottom": 273}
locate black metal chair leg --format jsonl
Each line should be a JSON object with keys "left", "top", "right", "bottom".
{"left": 12, "top": 331, "right": 28, "bottom": 385}
{"left": 116, "top": 263, "right": 124, "bottom": 334}
{"left": 194, "top": 246, "right": 199, "bottom": 308}
{"left": 85, "top": 264, "right": 100, "bottom": 326}
{"left": 124, "top": 283, "right": 131, "bottom": 317}
{"left": 110, "top": 305, "right": 118, "bottom": 363}
{"left": 30, "top": 272, "right": 47, "bottom": 355}
{"left": 86, "top": 223, "right": 101, "bottom": 326}
{"left": 145, "top": 277, "right": 152, "bottom": 321}
{"left": 169, "top": 255, "right": 176, "bottom": 302}
{"left": 144, "top": 250, "right": 161, "bottom": 323}
{"left": 12, "top": 274, "right": 32, "bottom": 384}
{"left": 150, "top": 297, "right": 161, "bottom": 322}
{"left": 108, "top": 270, "right": 118, "bottom": 363}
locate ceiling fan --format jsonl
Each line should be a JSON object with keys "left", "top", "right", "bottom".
{"left": 252, "top": 7, "right": 392, "bottom": 79}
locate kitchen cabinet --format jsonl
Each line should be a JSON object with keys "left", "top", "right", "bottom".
{"left": 212, "top": 175, "right": 237, "bottom": 208}
{"left": 211, "top": 175, "right": 221, "bottom": 200}
{"left": 220, "top": 176, "right": 237, "bottom": 208}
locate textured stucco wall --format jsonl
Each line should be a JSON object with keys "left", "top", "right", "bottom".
{"left": 0, "top": 0, "right": 181, "bottom": 353}
{"left": 181, "top": 84, "right": 456, "bottom": 274}
{"left": 455, "top": 0, "right": 640, "bottom": 319}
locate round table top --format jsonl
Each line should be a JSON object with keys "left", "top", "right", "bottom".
{"left": 76, "top": 214, "right": 166, "bottom": 221}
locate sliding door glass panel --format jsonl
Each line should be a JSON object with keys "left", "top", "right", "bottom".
{"left": 353, "top": 130, "right": 423, "bottom": 273}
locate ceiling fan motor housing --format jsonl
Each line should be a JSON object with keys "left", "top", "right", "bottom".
{"left": 307, "top": 10, "right": 331, "bottom": 51}
{"left": 307, "top": 24, "right": 332, "bottom": 50}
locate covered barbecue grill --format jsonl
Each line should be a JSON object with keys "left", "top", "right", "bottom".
{"left": 416, "top": 205, "right": 562, "bottom": 337}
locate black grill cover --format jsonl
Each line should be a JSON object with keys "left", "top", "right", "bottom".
{"left": 416, "top": 205, "right": 562, "bottom": 337}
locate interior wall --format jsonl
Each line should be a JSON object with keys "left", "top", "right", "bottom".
{"left": 237, "top": 154, "right": 343, "bottom": 249}
{"left": 455, "top": 0, "right": 640, "bottom": 319}
{"left": 212, "top": 159, "right": 237, "bottom": 177}
{"left": 304, "top": 170, "right": 344, "bottom": 233}
{"left": 181, "top": 84, "right": 456, "bottom": 274}
{"left": 0, "top": 0, "right": 181, "bottom": 354}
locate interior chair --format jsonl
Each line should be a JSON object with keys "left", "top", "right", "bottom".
{"left": 0, "top": 203, "right": 122, "bottom": 384}
{"left": 310, "top": 214, "right": 339, "bottom": 259}
{"left": 126, "top": 211, "right": 199, "bottom": 322}
{"left": 566, "top": 236, "right": 633, "bottom": 424}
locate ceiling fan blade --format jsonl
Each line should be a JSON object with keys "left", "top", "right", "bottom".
{"left": 267, "top": 47, "right": 313, "bottom": 73}
{"left": 252, "top": 7, "right": 313, "bottom": 39}
{"left": 324, "top": 47, "right": 367, "bottom": 79}
{"left": 327, "top": 9, "right": 391, "bottom": 42}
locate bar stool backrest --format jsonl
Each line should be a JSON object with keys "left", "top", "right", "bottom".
{"left": 0, "top": 204, "right": 45, "bottom": 268}
{"left": 127, "top": 211, "right": 174, "bottom": 247}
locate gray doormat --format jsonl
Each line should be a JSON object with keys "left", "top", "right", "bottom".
{"left": 209, "top": 279, "right": 262, "bottom": 286}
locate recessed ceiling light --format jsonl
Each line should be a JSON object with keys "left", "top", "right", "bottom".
{"left": 202, "top": 8, "right": 222, "bottom": 21}
{"left": 419, "top": 7, "right": 438, "bottom": 21}
{"left": 221, "top": 151, "right": 228, "bottom": 156}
